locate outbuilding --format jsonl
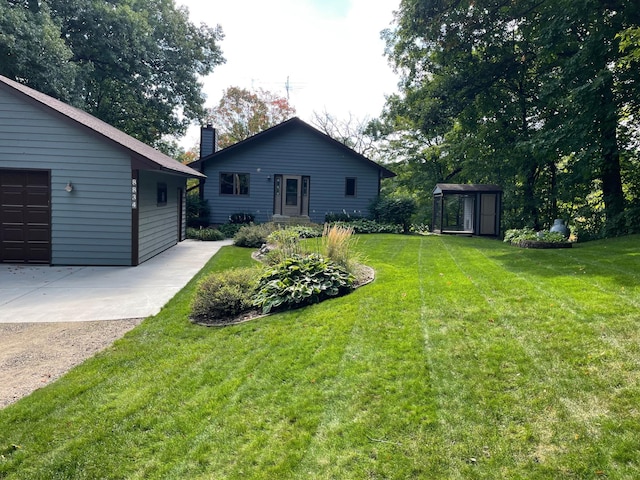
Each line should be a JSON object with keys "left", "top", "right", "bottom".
{"left": 0, "top": 75, "right": 204, "bottom": 265}
{"left": 432, "top": 183, "right": 503, "bottom": 237}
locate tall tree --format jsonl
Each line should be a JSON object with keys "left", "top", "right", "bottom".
{"left": 383, "top": 0, "right": 550, "bottom": 228}
{"left": 0, "top": 0, "right": 79, "bottom": 100}
{"left": 49, "top": 0, "right": 225, "bottom": 146}
{"left": 0, "top": 0, "right": 225, "bottom": 148}
{"left": 207, "top": 87, "right": 296, "bottom": 148}
{"left": 382, "top": 0, "right": 640, "bottom": 235}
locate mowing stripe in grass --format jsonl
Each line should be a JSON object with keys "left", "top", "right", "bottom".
{"left": 2, "top": 235, "right": 640, "bottom": 479}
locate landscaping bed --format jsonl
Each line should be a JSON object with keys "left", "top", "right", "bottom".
{"left": 514, "top": 240, "right": 573, "bottom": 248}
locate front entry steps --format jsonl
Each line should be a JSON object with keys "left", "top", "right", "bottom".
{"left": 271, "top": 214, "right": 311, "bottom": 225}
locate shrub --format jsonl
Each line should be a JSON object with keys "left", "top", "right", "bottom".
{"left": 229, "top": 212, "right": 255, "bottom": 224}
{"left": 253, "top": 254, "right": 354, "bottom": 314}
{"left": 191, "top": 267, "right": 260, "bottom": 324}
{"left": 330, "top": 219, "right": 402, "bottom": 234}
{"left": 216, "top": 223, "right": 244, "bottom": 239}
{"left": 186, "top": 193, "right": 210, "bottom": 228}
{"left": 233, "top": 223, "right": 277, "bottom": 248}
{"left": 322, "top": 223, "right": 358, "bottom": 271}
{"left": 370, "top": 195, "right": 417, "bottom": 233}
{"left": 504, "top": 228, "right": 567, "bottom": 244}
{"left": 287, "top": 224, "right": 323, "bottom": 238}
{"left": 325, "top": 211, "right": 363, "bottom": 222}
{"left": 186, "top": 227, "right": 225, "bottom": 241}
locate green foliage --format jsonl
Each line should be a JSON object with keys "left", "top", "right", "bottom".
{"left": 381, "top": 0, "right": 638, "bottom": 236}
{"left": 287, "top": 224, "right": 323, "bottom": 238}
{"left": 253, "top": 254, "right": 354, "bottom": 314}
{"left": 190, "top": 267, "right": 259, "bottom": 324}
{"left": 186, "top": 227, "right": 225, "bottom": 241}
{"left": 330, "top": 219, "right": 402, "bottom": 234}
{"left": 1, "top": 0, "right": 225, "bottom": 146}
{"left": 504, "top": 228, "right": 567, "bottom": 245}
{"left": 233, "top": 223, "right": 277, "bottom": 248}
{"left": 216, "top": 223, "right": 244, "bottom": 239}
{"left": 0, "top": 1, "right": 78, "bottom": 101}
{"left": 370, "top": 195, "right": 417, "bottom": 233}
{"left": 263, "top": 228, "right": 309, "bottom": 265}
{"left": 325, "top": 212, "right": 364, "bottom": 222}
{"left": 4, "top": 236, "right": 640, "bottom": 477}
{"left": 186, "top": 192, "right": 210, "bottom": 228}
{"left": 228, "top": 212, "right": 255, "bottom": 224}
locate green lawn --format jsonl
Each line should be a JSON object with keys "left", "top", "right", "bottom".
{"left": 1, "top": 234, "right": 639, "bottom": 479}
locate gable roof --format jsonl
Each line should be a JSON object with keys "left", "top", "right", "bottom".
{"left": 433, "top": 183, "right": 503, "bottom": 195}
{"left": 0, "top": 75, "right": 204, "bottom": 178}
{"left": 191, "top": 117, "right": 396, "bottom": 178}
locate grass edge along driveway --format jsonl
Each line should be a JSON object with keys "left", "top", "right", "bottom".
{"left": 1, "top": 234, "right": 639, "bottom": 479}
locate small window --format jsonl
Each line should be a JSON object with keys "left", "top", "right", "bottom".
{"left": 157, "top": 182, "right": 167, "bottom": 205}
{"left": 345, "top": 177, "right": 357, "bottom": 197}
{"left": 220, "top": 173, "right": 249, "bottom": 196}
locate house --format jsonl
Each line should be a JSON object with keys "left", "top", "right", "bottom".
{"left": 191, "top": 117, "right": 395, "bottom": 224}
{"left": 0, "top": 75, "right": 204, "bottom": 265}
{"left": 432, "top": 183, "right": 503, "bottom": 237}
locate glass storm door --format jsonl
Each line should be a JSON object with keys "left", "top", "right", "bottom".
{"left": 283, "top": 175, "right": 301, "bottom": 216}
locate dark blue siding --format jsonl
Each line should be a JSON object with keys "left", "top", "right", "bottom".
{"left": 202, "top": 124, "right": 382, "bottom": 224}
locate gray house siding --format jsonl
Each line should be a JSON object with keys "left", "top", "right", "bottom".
{"left": 0, "top": 87, "right": 132, "bottom": 265}
{"left": 137, "top": 171, "right": 185, "bottom": 263}
{"left": 202, "top": 124, "right": 382, "bottom": 224}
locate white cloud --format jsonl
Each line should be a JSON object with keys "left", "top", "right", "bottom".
{"left": 178, "top": 0, "right": 400, "bottom": 148}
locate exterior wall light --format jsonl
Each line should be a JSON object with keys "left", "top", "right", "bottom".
{"left": 65, "top": 181, "right": 74, "bottom": 193}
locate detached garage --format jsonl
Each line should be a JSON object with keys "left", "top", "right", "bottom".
{"left": 0, "top": 75, "right": 204, "bottom": 266}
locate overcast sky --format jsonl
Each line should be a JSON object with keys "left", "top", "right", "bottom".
{"left": 178, "top": 0, "right": 400, "bottom": 148}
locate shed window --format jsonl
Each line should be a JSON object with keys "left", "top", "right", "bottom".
{"left": 157, "top": 182, "right": 167, "bottom": 206}
{"left": 345, "top": 177, "right": 357, "bottom": 197}
{"left": 220, "top": 173, "right": 249, "bottom": 196}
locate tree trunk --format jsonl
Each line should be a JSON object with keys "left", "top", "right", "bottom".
{"left": 598, "top": 75, "right": 625, "bottom": 232}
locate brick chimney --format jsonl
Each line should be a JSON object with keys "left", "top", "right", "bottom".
{"left": 199, "top": 124, "right": 217, "bottom": 159}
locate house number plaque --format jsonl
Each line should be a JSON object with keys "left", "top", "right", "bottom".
{"left": 131, "top": 178, "right": 138, "bottom": 209}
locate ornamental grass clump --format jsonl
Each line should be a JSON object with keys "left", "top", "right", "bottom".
{"left": 264, "top": 228, "right": 309, "bottom": 265}
{"left": 322, "top": 223, "right": 359, "bottom": 272}
{"left": 253, "top": 253, "right": 354, "bottom": 314}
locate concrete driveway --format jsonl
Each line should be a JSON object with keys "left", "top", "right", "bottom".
{"left": 0, "top": 239, "right": 233, "bottom": 323}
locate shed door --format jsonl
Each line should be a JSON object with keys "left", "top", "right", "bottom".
{"left": 0, "top": 169, "right": 51, "bottom": 263}
{"left": 479, "top": 193, "right": 497, "bottom": 235}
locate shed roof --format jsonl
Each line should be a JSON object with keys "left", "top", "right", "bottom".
{"left": 191, "top": 117, "right": 396, "bottom": 179}
{"left": 0, "top": 75, "right": 204, "bottom": 178}
{"left": 433, "top": 183, "right": 503, "bottom": 195}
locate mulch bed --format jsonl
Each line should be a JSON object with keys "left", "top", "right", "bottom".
{"left": 191, "top": 261, "right": 375, "bottom": 328}
{"left": 513, "top": 240, "right": 573, "bottom": 249}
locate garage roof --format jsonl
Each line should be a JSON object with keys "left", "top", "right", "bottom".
{"left": 0, "top": 75, "right": 204, "bottom": 178}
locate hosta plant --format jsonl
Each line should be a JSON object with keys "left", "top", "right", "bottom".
{"left": 253, "top": 253, "right": 354, "bottom": 314}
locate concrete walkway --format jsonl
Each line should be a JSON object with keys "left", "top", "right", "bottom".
{"left": 0, "top": 239, "right": 233, "bottom": 323}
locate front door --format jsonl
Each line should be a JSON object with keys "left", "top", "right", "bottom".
{"left": 274, "top": 175, "right": 310, "bottom": 217}
{"left": 283, "top": 175, "right": 301, "bottom": 216}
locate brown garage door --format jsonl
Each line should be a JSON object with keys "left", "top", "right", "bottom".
{"left": 0, "top": 169, "right": 51, "bottom": 264}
